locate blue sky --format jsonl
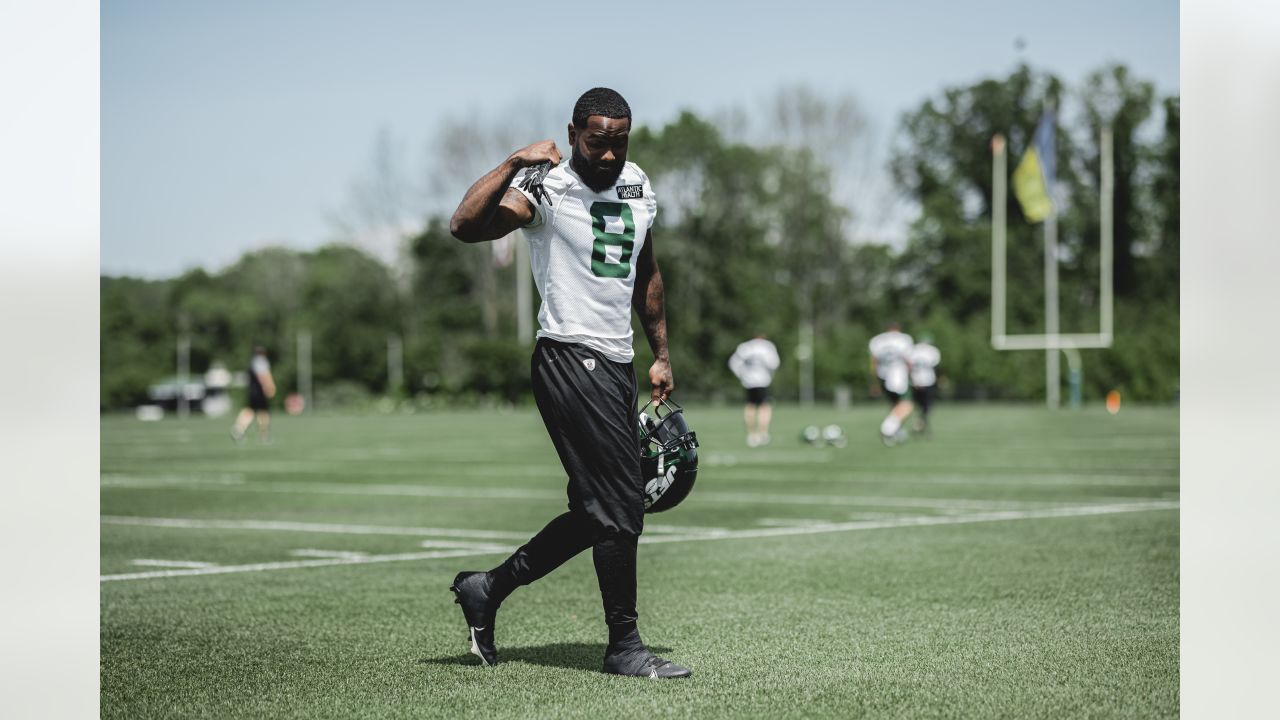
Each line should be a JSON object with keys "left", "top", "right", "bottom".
{"left": 102, "top": 0, "right": 1178, "bottom": 277}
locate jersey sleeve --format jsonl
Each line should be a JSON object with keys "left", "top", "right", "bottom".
{"left": 508, "top": 167, "right": 546, "bottom": 230}
{"left": 728, "top": 347, "right": 745, "bottom": 377}
{"left": 643, "top": 170, "right": 658, "bottom": 229}
{"left": 251, "top": 356, "right": 270, "bottom": 374}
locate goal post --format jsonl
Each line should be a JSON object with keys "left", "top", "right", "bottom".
{"left": 990, "top": 127, "right": 1115, "bottom": 408}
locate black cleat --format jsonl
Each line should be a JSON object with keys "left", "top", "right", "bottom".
{"left": 449, "top": 571, "right": 498, "bottom": 666}
{"left": 603, "top": 648, "right": 692, "bottom": 679}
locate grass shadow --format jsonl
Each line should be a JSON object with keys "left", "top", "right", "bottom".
{"left": 420, "top": 642, "right": 673, "bottom": 673}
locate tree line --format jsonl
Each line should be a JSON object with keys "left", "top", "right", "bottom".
{"left": 101, "top": 64, "right": 1178, "bottom": 410}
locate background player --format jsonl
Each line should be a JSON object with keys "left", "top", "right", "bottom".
{"left": 231, "top": 346, "right": 275, "bottom": 443}
{"left": 445, "top": 88, "right": 690, "bottom": 679}
{"left": 868, "top": 322, "right": 914, "bottom": 445}
{"left": 728, "top": 334, "right": 780, "bottom": 447}
{"left": 908, "top": 333, "right": 941, "bottom": 435}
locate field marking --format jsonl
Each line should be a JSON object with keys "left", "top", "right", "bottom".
{"left": 102, "top": 477, "right": 562, "bottom": 501}
{"left": 131, "top": 559, "right": 218, "bottom": 569}
{"left": 644, "top": 523, "right": 731, "bottom": 535}
{"left": 101, "top": 515, "right": 722, "bottom": 539}
{"left": 289, "top": 549, "right": 368, "bottom": 559}
{"left": 757, "top": 518, "right": 842, "bottom": 528}
{"left": 699, "top": 492, "right": 1076, "bottom": 510}
{"left": 101, "top": 515, "right": 535, "bottom": 540}
{"left": 101, "top": 499, "right": 1178, "bottom": 583}
{"left": 641, "top": 500, "right": 1180, "bottom": 545}
{"left": 703, "top": 451, "right": 833, "bottom": 466}
{"left": 103, "top": 547, "right": 490, "bottom": 582}
{"left": 418, "top": 540, "right": 512, "bottom": 551}
{"left": 101, "top": 477, "right": 1145, "bottom": 511}
{"left": 102, "top": 462, "right": 1179, "bottom": 486}
{"left": 718, "top": 469, "right": 1179, "bottom": 487}
{"left": 102, "top": 474, "right": 246, "bottom": 486}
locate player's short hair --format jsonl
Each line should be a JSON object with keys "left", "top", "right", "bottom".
{"left": 572, "top": 87, "right": 631, "bottom": 129}
{"left": 253, "top": 346, "right": 267, "bottom": 356}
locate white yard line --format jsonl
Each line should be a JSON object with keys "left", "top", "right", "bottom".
{"left": 101, "top": 515, "right": 726, "bottom": 539}
{"left": 288, "top": 549, "right": 369, "bottom": 559}
{"left": 101, "top": 474, "right": 246, "bottom": 486}
{"left": 643, "top": 523, "right": 731, "bottom": 535}
{"left": 130, "top": 559, "right": 219, "bottom": 569}
{"left": 100, "top": 500, "right": 1178, "bottom": 583}
{"left": 101, "top": 515, "right": 534, "bottom": 540}
{"left": 640, "top": 501, "right": 1180, "bottom": 545}
{"left": 104, "top": 479, "right": 564, "bottom": 501}
{"left": 699, "top": 492, "right": 1070, "bottom": 510}
{"left": 418, "top": 540, "right": 511, "bottom": 551}
{"left": 101, "top": 478, "right": 1150, "bottom": 511}
{"left": 703, "top": 451, "right": 834, "bottom": 466}
{"left": 103, "top": 548, "right": 490, "bottom": 582}
{"left": 756, "top": 518, "right": 843, "bottom": 528}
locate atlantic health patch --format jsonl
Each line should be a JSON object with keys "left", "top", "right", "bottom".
{"left": 615, "top": 184, "right": 643, "bottom": 200}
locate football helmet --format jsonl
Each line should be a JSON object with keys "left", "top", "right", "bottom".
{"left": 637, "top": 399, "right": 700, "bottom": 513}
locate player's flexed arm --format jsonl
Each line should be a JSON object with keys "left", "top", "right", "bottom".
{"left": 449, "top": 140, "right": 561, "bottom": 243}
{"left": 633, "top": 229, "right": 674, "bottom": 402}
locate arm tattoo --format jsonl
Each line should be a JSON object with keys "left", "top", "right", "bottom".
{"left": 637, "top": 266, "right": 669, "bottom": 361}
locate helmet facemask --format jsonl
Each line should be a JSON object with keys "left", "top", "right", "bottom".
{"left": 637, "top": 399, "right": 699, "bottom": 513}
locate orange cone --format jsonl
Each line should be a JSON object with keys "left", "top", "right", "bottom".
{"left": 1106, "top": 390, "right": 1121, "bottom": 415}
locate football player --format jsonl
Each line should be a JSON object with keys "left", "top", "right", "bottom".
{"left": 908, "top": 333, "right": 941, "bottom": 435}
{"left": 231, "top": 346, "right": 274, "bottom": 444}
{"left": 868, "top": 322, "right": 914, "bottom": 445}
{"left": 446, "top": 88, "right": 690, "bottom": 679}
{"left": 728, "top": 334, "right": 781, "bottom": 447}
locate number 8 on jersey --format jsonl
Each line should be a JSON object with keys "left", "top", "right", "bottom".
{"left": 590, "top": 201, "right": 636, "bottom": 278}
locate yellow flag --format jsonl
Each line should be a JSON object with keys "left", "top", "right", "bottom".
{"left": 1012, "top": 148, "right": 1053, "bottom": 223}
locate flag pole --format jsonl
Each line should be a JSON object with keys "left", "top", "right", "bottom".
{"left": 991, "top": 134, "right": 1007, "bottom": 343}
{"left": 1044, "top": 107, "right": 1060, "bottom": 410}
{"left": 1045, "top": 203, "right": 1060, "bottom": 410}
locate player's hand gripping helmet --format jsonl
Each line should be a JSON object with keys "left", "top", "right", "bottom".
{"left": 637, "top": 399, "right": 700, "bottom": 513}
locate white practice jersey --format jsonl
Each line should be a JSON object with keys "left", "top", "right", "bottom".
{"left": 908, "top": 342, "right": 940, "bottom": 387}
{"left": 869, "top": 330, "right": 914, "bottom": 394}
{"left": 729, "top": 338, "right": 780, "bottom": 389}
{"left": 510, "top": 161, "right": 657, "bottom": 363}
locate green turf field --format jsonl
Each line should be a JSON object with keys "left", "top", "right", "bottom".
{"left": 100, "top": 404, "right": 1178, "bottom": 719}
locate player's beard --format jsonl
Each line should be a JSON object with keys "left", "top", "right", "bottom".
{"left": 572, "top": 146, "right": 623, "bottom": 193}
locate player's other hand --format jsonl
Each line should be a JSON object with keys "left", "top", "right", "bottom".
{"left": 509, "top": 140, "right": 561, "bottom": 168}
{"left": 649, "top": 358, "right": 674, "bottom": 402}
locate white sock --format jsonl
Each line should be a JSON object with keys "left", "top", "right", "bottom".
{"left": 880, "top": 416, "right": 901, "bottom": 436}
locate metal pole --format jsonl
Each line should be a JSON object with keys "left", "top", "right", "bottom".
{"left": 516, "top": 231, "right": 533, "bottom": 345}
{"left": 387, "top": 334, "right": 404, "bottom": 396}
{"left": 1045, "top": 209, "right": 1060, "bottom": 409}
{"left": 798, "top": 319, "right": 814, "bottom": 407}
{"left": 1100, "top": 126, "right": 1114, "bottom": 341}
{"left": 297, "top": 330, "right": 312, "bottom": 412}
{"left": 991, "top": 135, "right": 1007, "bottom": 342}
{"left": 176, "top": 334, "right": 190, "bottom": 419}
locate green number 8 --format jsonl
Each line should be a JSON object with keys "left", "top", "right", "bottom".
{"left": 589, "top": 201, "right": 635, "bottom": 278}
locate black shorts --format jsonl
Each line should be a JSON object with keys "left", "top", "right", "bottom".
{"left": 879, "top": 379, "right": 912, "bottom": 405}
{"left": 914, "top": 384, "right": 935, "bottom": 413}
{"left": 744, "top": 386, "right": 770, "bottom": 405}
{"left": 248, "top": 385, "right": 269, "bottom": 411}
{"left": 531, "top": 339, "right": 643, "bottom": 537}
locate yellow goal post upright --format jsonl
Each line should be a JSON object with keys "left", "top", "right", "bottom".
{"left": 990, "top": 127, "right": 1114, "bottom": 409}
